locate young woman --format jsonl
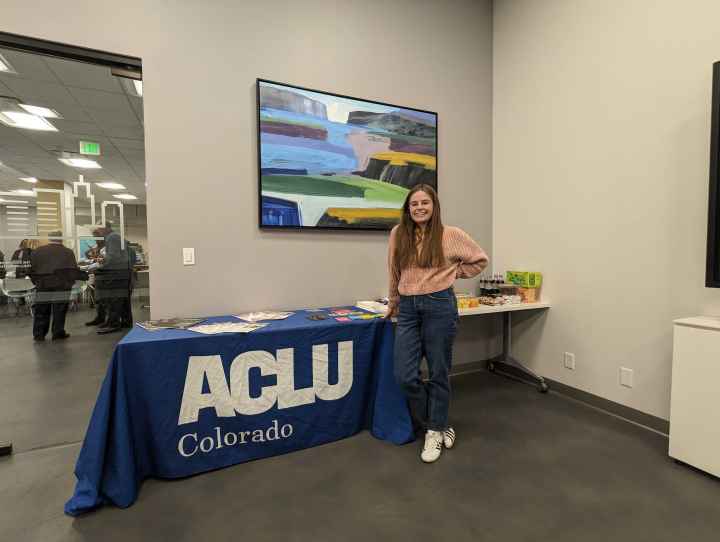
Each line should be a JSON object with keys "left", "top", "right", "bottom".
{"left": 387, "top": 184, "right": 488, "bottom": 463}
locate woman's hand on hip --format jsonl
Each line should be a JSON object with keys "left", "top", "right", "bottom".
{"left": 385, "top": 305, "right": 398, "bottom": 319}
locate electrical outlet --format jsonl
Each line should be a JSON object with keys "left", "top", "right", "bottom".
{"left": 620, "top": 367, "right": 634, "bottom": 388}
{"left": 563, "top": 352, "right": 575, "bottom": 370}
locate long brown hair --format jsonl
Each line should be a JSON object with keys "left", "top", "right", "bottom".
{"left": 394, "top": 184, "right": 445, "bottom": 270}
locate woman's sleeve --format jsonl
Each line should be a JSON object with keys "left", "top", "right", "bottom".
{"left": 454, "top": 228, "right": 489, "bottom": 279}
{"left": 388, "top": 228, "right": 401, "bottom": 310}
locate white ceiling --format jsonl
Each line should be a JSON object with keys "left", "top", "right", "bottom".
{"left": 0, "top": 47, "right": 145, "bottom": 203}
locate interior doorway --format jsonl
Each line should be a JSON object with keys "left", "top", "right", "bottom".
{"left": 0, "top": 34, "right": 149, "bottom": 336}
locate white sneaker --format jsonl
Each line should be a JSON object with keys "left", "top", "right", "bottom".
{"left": 421, "top": 430, "right": 443, "bottom": 463}
{"left": 443, "top": 426, "right": 456, "bottom": 449}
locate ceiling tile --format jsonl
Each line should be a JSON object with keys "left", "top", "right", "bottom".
{"left": 0, "top": 48, "right": 60, "bottom": 83}
{"left": 103, "top": 125, "right": 144, "bottom": 139}
{"left": 110, "top": 137, "right": 145, "bottom": 151}
{"left": 87, "top": 107, "right": 138, "bottom": 127}
{"left": 0, "top": 78, "right": 78, "bottom": 108}
{"left": 44, "top": 57, "right": 123, "bottom": 93}
{"left": 0, "top": 78, "right": 15, "bottom": 94}
{"left": 120, "top": 149, "right": 146, "bottom": 162}
{"left": 128, "top": 96, "right": 144, "bottom": 122}
{"left": 51, "top": 119, "right": 105, "bottom": 137}
{"left": 67, "top": 87, "right": 130, "bottom": 111}
{"left": 49, "top": 103, "right": 92, "bottom": 122}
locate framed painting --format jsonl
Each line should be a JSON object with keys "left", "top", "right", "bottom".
{"left": 257, "top": 79, "right": 437, "bottom": 230}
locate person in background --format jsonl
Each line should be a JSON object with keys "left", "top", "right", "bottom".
{"left": 29, "top": 232, "right": 80, "bottom": 341}
{"left": 11, "top": 239, "right": 30, "bottom": 261}
{"left": 122, "top": 242, "right": 137, "bottom": 328}
{"left": 0, "top": 250, "right": 5, "bottom": 309}
{"left": 85, "top": 227, "right": 109, "bottom": 327}
{"left": 96, "top": 231, "right": 132, "bottom": 334}
{"left": 386, "top": 184, "right": 488, "bottom": 464}
{"left": 11, "top": 239, "right": 33, "bottom": 279}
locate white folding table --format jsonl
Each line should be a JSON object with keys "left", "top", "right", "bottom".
{"left": 458, "top": 301, "right": 551, "bottom": 392}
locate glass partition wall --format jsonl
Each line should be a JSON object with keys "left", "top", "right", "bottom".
{"left": 0, "top": 44, "right": 148, "bottom": 330}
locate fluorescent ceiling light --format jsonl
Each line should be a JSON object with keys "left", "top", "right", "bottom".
{"left": 96, "top": 182, "right": 126, "bottom": 190}
{"left": 0, "top": 199, "right": 29, "bottom": 204}
{"left": 0, "top": 111, "right": 58, "bottom": 131}
{"left": 0, "top": 54, "right": 16, "bottom": 73}
{"left": 58, "top": 157, "right": 101, "bottom": 169}
{"left": 12, "top": 189, "right": 35, "bottom": 196}
{"left": 0, "top": 190, "right": 36, "bottom": 198}
{"left": 19, "top": 177, "right": 38, "bottom": 183}
{"left": 114, "top": 193, "right": 137, "bottom": 200}
{"left": 18, "top": 104, "right": 61, "bottom": 118}
{"left": 134, "top": 80, "right": 143, "bottom": 97}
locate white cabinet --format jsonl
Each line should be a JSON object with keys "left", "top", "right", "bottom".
{"left": 669, "top": 317, "right": 720, "bottom": 477}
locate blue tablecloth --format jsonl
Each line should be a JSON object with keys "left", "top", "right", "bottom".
{"left": 65, "top": 310, "right": 413, "bottom": 515}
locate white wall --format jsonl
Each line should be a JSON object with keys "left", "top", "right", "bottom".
{"left": 494, "top": 0, "right": 720, "bottom": 419}
{"left": 2, "top": 0, "right": 494, "bottom": 364}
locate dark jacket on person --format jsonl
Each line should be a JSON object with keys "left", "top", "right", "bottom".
{"left": 30, "top": 243, "right": 80, "bottom": 291}
{"left": 96, "top": 233, "right": 132, "bottom": 299}
{"left": 11, "top": 247, "right": 32, "bottom": 279}
{"left": 12, "top": 247, "right": 32, "bottom": 261}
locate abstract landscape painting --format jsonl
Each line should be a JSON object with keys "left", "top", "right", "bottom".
{"left": 258, "top": 79, "right": 437, "bottom": 230}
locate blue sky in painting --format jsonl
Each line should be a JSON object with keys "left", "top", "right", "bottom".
{"left": 261, "top": 81, "right": 436, "bottom": 126}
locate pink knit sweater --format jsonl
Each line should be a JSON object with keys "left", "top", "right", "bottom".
{"left": 388, "top": 225, "right": 489, "bottom": 309}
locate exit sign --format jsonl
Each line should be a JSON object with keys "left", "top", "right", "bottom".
{"left": 79, "top": 141, "right": 101, "bottom": 156}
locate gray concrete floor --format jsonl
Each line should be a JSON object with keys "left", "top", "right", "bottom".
{"left": 0, "top": 308, "right": 719, "bottom": 541}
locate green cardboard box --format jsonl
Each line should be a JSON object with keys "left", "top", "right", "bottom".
{"left": 506, "top": 271, "right": 543, "bottom": 288}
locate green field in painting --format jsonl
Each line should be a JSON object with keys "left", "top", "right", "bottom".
{"left": 261, "top": 174, "right": 409, "bottom": 203}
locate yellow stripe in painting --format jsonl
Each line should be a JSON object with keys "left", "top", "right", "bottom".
{"left": 327, "top": 207, "right": 402, "bottom": 223}
{"left": 370, "top": 151, "right": 436, "bottom": 170}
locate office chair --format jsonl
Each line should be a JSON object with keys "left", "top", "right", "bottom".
{"left": 0, "top": 278, "right": 36, "bottom": 317}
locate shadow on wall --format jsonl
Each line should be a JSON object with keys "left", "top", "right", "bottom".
{"left": 510, "top": 310, "right": 550, "bottom": 365}
{"left": 453, "top": 313, "right": 503, "bottom": 365}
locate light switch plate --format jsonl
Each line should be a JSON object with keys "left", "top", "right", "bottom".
{"left": 182, "top": 247, "right": 195, "bottom": 266}
{"left": 620, "top": 367, "right": 634, "bottom": 388}
{"left": 563, "top": 352, "right": 575, "bottom": 370}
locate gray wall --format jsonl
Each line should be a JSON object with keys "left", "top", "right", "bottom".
{"left": 494, "top": 0, "right": 720, "bottom": 419}
{"left": 3, "top": 0, "right": 495, "bottom": 364}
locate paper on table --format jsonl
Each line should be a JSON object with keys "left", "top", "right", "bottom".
{"left": 234, "top": 311, "right": 294, "bottom": 322}
{"left": 355, "top": 301, "right": 388, "bottom": 315}
{"left": 189, "top": 322, "right": 268, "bottom": 335}
{"left": 136, "top": 318, "right": 207, "bottom": 331}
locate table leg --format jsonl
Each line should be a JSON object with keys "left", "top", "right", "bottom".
{"left": 487, "top": 312, "right": 549, "bottom": 393}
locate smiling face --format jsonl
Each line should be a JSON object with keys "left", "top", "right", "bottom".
{"left": 408, "top": 190, "right": 434, "bottom": 226}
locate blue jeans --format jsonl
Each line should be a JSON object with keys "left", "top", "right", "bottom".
{"left": 394, "top": 287, "right": 459, "bottom": 432}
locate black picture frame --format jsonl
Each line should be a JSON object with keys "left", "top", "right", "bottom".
{"left": 707, "top": 62, "right": 720, "bottom": 287}
{"left": 256, "top": 78, "right": 438, "bottom": 231}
